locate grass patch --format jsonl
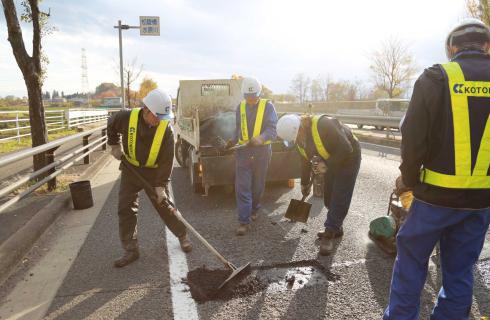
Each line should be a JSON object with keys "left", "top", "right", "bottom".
{"left": 0, "top": 128, "right": 79, "bottom": 154}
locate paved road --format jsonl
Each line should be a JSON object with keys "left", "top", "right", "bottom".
{"left": 2, "top": 150, "right": 489, "bottom": 319}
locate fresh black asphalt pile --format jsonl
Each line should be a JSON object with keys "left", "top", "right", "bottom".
{"left": 185, "top": 260, "right": 340, "bottom": 303}
{"left": 185, "top": 265, "right": 265, "bottom": 303}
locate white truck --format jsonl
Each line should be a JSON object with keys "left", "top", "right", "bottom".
{"left": 174, "top": 79, "right": 301, "bottom": 195}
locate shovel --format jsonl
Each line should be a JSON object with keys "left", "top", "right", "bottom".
{"left": 284, "top": 180, "right": 314, "bottom": 223}
{"left": 212, "top": 136, "right": 249, "bottom": 152}
{"left": 121, "top": 159, "right": 251, "bottom": 289}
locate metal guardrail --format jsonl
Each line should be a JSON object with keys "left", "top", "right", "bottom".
{"left": 0, "top": 109, "right": 109, "bottom": 143}
{"left": 327, "top": 114, "right": 402, "bottom": 129}
{"left": 0, "top": 125, "right": 108, "bottom": 214}
{"left": 359, "top": 142, "right": 401, "bottom": 157}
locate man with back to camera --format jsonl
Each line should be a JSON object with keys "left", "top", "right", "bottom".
{"left": 384, "top": 19, "right": 490, "bottom": 319}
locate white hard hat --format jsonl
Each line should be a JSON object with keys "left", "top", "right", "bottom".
{"left": 142, "top": 89, "right": 174, "bottom": 120}
{"left": 241, "top": 77, "right": 262, "bottom": 97}
{"left": 277, "top": 114, "right": 301, "bottom": 142}
{"left": 445, "top": 18, "right": 490, "bottom": 59}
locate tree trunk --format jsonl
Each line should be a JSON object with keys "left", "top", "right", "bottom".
{"left": 26, "top": 73, "right": 48, "bottom": 171}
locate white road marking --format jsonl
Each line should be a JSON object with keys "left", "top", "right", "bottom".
{"left": 165, "top": 227, "right": 199, "bottom": 320}
{"left": 85, "top": 287, "right": 150, "bottom": 320}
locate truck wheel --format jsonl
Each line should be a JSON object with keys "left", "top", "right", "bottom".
{"left": 188, "top": 148, "right": 204, "bottom": 194}
{"left": 375, "top": 126, "right": 385, "bottom": 131}
{"left": 357, "top": 124, "right": 364, "bottom": 129}
{"left": 175, "top": 138, "right": 188, "bottom": 168}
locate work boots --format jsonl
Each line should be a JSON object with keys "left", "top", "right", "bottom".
{"left": 319, "top": 228, "right": 343, "bottom": 256}
{"left": 317, "top": 227, "right": 344, "bottom": 239}
{"left": 178, "top": 234, "right": 193, "bottom": 253}
{"left": 236, "top": 224, "right": 250, "bottom": 236}
{"left": 114, "top": 249, "right": 140, "bottom": 268}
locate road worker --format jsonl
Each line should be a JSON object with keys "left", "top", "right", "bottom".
{"left": 276, "top": 113, "right": 361, "bottom": 255}
{"left": 383, "top": 19, "right": 490, "bottom": 319}
{"left": 228, "top": 77, "right": 278, "bottom": 235}
{"left": 107, "top": 89, "right": 192, "bottom": 268}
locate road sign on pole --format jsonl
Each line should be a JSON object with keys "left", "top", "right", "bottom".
{"left": 140, "top": 16, "right": 160, "bottom": 36}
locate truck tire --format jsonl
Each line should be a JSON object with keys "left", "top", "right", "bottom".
{"left": 357, "top": 124, "right": 364, "bottom": 129}
{"left": 175, "top": 138, "right": 188, "bottom": 168}
{"left": 375, "top": 125, "right": 385, "bottom": 131}
{"left": 188, "top": 147, "right": 204, "bottom": 194}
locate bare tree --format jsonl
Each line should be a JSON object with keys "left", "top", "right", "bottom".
{"left": 290, "top": 73, "right": 311, "bottom": 103}
{"left": 310, "top": 78, "right": 324, "bottom": 102}
{"left": 369, "top": 37, "right": 417, "bottom": 98}
{"left": 123, "top": 58, "right": 143, "bottom": 108}
{"left": 2, "top": 0, "right": 53, "bottom": 170}
{"left": 467, "top": 0, "right": 490, "bottom": 25}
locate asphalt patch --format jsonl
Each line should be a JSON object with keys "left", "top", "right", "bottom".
{"left": 185, "top": 260, "right": 339, "bottom": 303}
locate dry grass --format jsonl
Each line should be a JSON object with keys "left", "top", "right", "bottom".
{"left": 0, "top": 128, "right": 79, "bottom": 154}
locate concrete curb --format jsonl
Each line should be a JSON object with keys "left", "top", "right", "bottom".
{"left": 0, "top": 151, "right": 112, "bottom": 285}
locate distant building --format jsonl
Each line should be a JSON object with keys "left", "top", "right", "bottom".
{"left": 100, "top": 97, "right": 122, "bottom": 108}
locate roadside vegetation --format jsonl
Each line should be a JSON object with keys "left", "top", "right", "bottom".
{"left": 0, "top": 128, "right": 79, "bottom": 154}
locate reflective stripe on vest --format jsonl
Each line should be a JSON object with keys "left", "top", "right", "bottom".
{"left": 125, "top": 108, "right": 169, "bottom": 168}
{"left": 238, "top": 99, "right": 272, "bottom": 145}
{"left": 312, "top": 115, "right": 330, "bottom": 160}
{"left": 297, "top": 145, "right": 308, "bottom": 160}
{"left": 421, "top": 62, "right": 490, "bottom": 189}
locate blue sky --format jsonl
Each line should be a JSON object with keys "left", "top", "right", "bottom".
{"left": 0, "top": 0, "right": 469, "bottom": 97}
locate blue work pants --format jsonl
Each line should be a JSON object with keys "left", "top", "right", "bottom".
{"left": 384, "top": 199, "right": 490, "bottom": 320}
{"left": 235, "top": 146, "right": 272, "bottom": 224}
{"left": 323, "top": 153, "right": 361, "bottom": 231}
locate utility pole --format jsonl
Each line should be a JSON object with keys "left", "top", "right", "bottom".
{"left": 81, "top": 48, "right": 90, "bottom": 107}
{"left": 114, "top": 17, "right": 160, "bottom": 110}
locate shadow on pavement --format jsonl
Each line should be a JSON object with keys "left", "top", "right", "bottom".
{"left": 43, "top": 179, "right": 174, "bottom": 320}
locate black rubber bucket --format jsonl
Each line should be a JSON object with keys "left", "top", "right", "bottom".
{"left": 69, "top": 180, "right": 94, "bottom": 210}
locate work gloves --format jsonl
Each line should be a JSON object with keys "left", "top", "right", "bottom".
{"left": 249, "top": 136, "right": 265, "bottom": 147}
{"left": 301, "top": 184, "right": 311, "bottom": 197}
{"left": 224, "top": 139, "right": 235, "bottom": 150}
{"left": 110, "top": 144, "right": 123, "bottom": 160}
{"left": 395, "top": 176, "right": 411, "bottom": 196}
{"left": 154, "top": 186, "right": 168, "bottom": 204}
{"left": 312, "top": 160, "right": 327, "bottom": 175}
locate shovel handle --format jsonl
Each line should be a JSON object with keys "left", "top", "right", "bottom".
{"left": 121, "top": 159, "right": 234, "bottom": 269}
{"left": 300, "top": 176, "right": 315, "bottom": 202}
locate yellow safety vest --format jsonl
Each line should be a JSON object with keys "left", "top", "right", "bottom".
{"left": 125, "top": 108, "right": 169, "bottom": 168}
{"left": 421, "top": 62, "right": 490, "bottom": 189}
{"left": 296, "top": 115, "right": 330, "bottom": 160}
{"left": 238, "top": 99, "right": 272, "bottom": 145}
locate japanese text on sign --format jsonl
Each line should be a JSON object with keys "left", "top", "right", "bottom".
{"left": 139, "top": 16, "right": 160, "bottom": 36}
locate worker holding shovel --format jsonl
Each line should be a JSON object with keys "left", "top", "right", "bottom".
{"left": 226, "top": 77, "right": 278, "bottom": 236}
{"left": 107, "top": 89, "right": 192, "bottom": 268}
{"left": 276, "top": 114, "right": 361, "bottom": 256}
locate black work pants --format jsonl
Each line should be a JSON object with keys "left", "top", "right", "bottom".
{"left": 117, "top": 167, "right": 186, "bottom": 252}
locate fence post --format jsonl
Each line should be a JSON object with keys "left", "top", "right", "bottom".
{"left": 46, "top": 147, "right": 59, "bottom": 191}
{"left": 15, "top": 112, "right": 20, "bottom": 143}
{"left": 66, "top": 110, "right": 71, "bottom": 129}
{"left": 83, "top": 134, "right": 92, "bottom": 164}
{"left": 101, "top": 128, "right": 107, "bottom": 150}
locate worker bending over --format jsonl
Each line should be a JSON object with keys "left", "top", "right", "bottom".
{"left": 277, "top": 114, "right": 361, "bottom": 255}
{"left": 107, "top": 89, "right": 192, "bottom": 268}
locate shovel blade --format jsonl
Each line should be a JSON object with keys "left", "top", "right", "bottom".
{"left": 285, "top": 199, "right": 312, "bottom": 223}
{"left": 218, "top": 262, "right": 251, "bottom": 290}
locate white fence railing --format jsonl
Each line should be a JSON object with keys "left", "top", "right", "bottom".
{"left": 0, "top": 109, "right": 110, "bottom": 143}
